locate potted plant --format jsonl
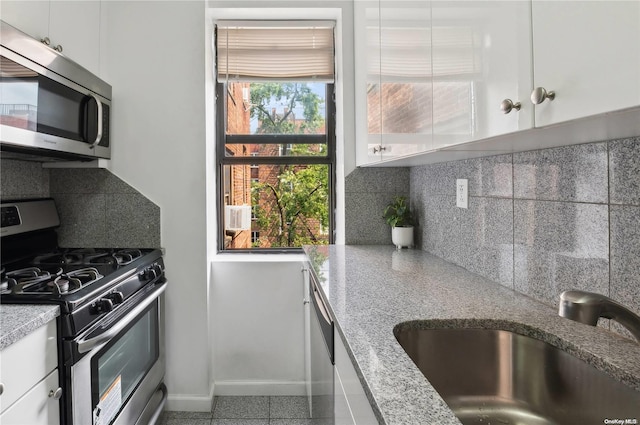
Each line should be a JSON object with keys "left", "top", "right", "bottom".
{"left": 382, "top": 196, "right": 414, "bottom": 249}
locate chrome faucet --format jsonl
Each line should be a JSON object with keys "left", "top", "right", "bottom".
{"left": 559, "top": 290, "right": 640, "bottom": 343}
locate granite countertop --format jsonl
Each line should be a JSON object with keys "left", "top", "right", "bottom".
{"left": 0, "top": 304, "right": 60, "bottom": 350}
{"left": 303, "top": 245, "right": 640, "bottom": 425}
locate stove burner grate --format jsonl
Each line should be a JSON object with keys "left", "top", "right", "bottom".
{"left": 1, "top": 266, "right": 104, "bottom": 295}
{"left": 33, "top": 248, "right": 144, "bottom": 267}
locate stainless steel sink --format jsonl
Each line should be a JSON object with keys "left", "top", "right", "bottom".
{"left": 394, "top": 327, "right": 640, "bottom": 425}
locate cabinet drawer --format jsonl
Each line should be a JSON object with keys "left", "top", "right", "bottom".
{"left": 0, "top": 369, "right": 60, "bottom": 425}
{"left": 0, "top": 321, "right": 57, "bottom": 413}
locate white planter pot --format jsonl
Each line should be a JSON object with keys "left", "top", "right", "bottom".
{"left": 391, "top": 226, "right": 414, "bottom": 249}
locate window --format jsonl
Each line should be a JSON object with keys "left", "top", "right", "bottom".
{"left": 216, "top": 21, "right": 336, "bottom": 251}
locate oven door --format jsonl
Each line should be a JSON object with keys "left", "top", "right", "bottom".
{"left": 71, "top": 280, "right": 167, "bottom": 425}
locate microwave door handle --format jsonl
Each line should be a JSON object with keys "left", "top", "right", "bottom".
{"left": 87, "top": 92, "right": 103, "bottom": 148}
{"left": 76, "top": 281, "right": 166, "bottom": 354}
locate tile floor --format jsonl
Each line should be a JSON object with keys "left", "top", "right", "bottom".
{"left": 158, "top": 396, "right": 320, "bottom": 425}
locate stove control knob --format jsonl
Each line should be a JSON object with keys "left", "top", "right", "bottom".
{"left": 104, "top": 291, "right": 124, "bottom": 305}
{"left": 91, "top": 299, "right": 114, "bottom": 314}
{"left": 141, "top": 266, "right": 158, "bottom": 281}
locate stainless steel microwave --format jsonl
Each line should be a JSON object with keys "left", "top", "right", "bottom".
{"left": 0, "top": 20, "right": 111, "bottom": 161}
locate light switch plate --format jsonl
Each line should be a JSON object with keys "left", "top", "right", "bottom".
{"left": 456, "top": 179, "right": 468, "bottom": 209}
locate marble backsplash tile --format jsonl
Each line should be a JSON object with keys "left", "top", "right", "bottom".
{"left": 513, "top": 200, "right": 609, "bottom": 305}
{"left": 513, "top": 142, "right": 608, "bottom": 203}
{"left": 405, "top": 136, "right": 640, "bottom": 340}
{"left": 345, "top": 167, "right": 410, "bottom": 245}
{"left": 609, "top": 138, "right": 640, "bottom": 205}
{"left": 50, "top": 169, "right": 160, "bottom": 248}
{"left": 0, "top": 159, "right": 160, "bottom": 248}
{"left": 0, "top": 159, "right": 50, "bottom": 199}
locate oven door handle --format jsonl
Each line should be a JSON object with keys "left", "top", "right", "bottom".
{"left": 77, "top": 281, "right": 166, "bottom": 354}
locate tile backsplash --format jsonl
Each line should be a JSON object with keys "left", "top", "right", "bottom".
{"left": 409, "top": 137, "right": 640, "bottom": 338}
{"left": 0, "top": 160, "right": 160, "bottom": 248}
{"left": 345, "top": 167, "right": 410, "bottom": 245}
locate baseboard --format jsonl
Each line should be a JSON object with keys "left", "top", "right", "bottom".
{"left": 214, "top": 380, "right": 307, "bottom": 396}
{"left": 165, "top": 382, "right": 215, "bottom": 412}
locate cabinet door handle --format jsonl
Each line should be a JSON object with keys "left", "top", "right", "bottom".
{"left": 40, "top": 37, "right": 63, "bottom": 53}
{"left": 0, "top": 382, "right": 4, "bottom": 396}
{"left": 500, "top": 99, "right": 521, "bottom": 114}
{"left": 49, "top": 387, "right": 63, "bottom": 400}
{"left": 373, "top": 145, "right": 386, "bottom": 154}
{"left": 531, "top": 87, "right": 556, "bottom": 104}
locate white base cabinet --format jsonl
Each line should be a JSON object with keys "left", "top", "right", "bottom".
{"left": 0, "top": 370, "right": 60, "bottom": 425}
{"left": 334, "top": 333, "right": 378, "bottom": 425}
{"left": 0, "top": 321, "right": 60, "bottom": 425}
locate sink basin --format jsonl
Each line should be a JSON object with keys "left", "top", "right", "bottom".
{"left": 394, "top": 326, "right": 640, "bottom": 425}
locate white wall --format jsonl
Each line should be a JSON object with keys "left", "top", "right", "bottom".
{"left": 102, "top": 0, "right": 212, "bottom": 411}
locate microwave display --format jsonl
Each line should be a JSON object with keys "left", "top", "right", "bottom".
{"left": 0, "top": 56, "right": 110, "bottom": 148}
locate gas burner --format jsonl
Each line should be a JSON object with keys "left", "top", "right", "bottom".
{"left": 47, "top": 276, "right": 70, "bottom": 293}
{"left": 113, "top": 249, "right": 143, "bottom": 265}
{"left": 33, "top": 248, "right": 144, "bottom": 267}
{"left": 2, "top": 266, "right": 103, "bottom": 295}
{"left": 47, "top": 267, "right": 103, "bottom": 294}
{"left": 34, "top": 252, "right": 85, "bottom": 265}
{"left": 4, "top": 267, "right": 64, "bottom": 294}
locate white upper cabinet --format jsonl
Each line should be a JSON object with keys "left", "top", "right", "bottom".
{"left": 48, "top": 1, "right": 102, "bottom": 76}
{"left": 356, "top": 1, "right": 433, "bottom": 165}
{"left": 0, "top": 1, "right": 50, "bottom": 41}
{"left": 379, "top": 1, "right": 433, "bottom": 161}
{"left": 356, "top": 0, "right": 533, "bottom": 166}
{"left": 1, "top": 1, "right": 102, "bottom": 76}
{"left": 432, "top": 1, "right": 533, "bottom": 150}
{"left": 531, "top": 0, "right": 640, "bottom": 127}
{"left": 355, "top": 0, "right": 640, "bottom": 167}
{"left": 355, "top": 0, "right": 382, "bottom": 165}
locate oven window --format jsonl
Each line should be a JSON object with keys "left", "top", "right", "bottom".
{"left": 92, "top": 304, "right": 159, "bottom": 425}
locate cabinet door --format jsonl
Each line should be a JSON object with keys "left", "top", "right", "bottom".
{"left": 334, "top": 334, "right": 378, "bottom": 424}
{"left": 532, "top": 0, "right": 640, "bottom": 127}
{"left": 335, "top": 367, "right": 356, "bottom": 425}
{"left": 49, "top": 1, "right": 102, "bottom": 75}
{"left": 0, "top": 1, "right": 50, "bottom": 41}
{"left": 0, "top": 369, "right": 60, "bottom": 425}
{"left": 0, "top": 321, "right": 57, "bottom": 413}
{"left": 355, "top": 0, "right": 383, "bottom": 165}
{"left": 0, "top": 1, "right": 102, "bottom": 76}
{"left": 379, "top": 0, "right": 433, "bottom": 160}
{"left": 432, "top": 1, "right": 533, "bottom": 150}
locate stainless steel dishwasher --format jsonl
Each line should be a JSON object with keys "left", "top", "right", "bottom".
{"left": 304, "top": 266, "right": 335, "bottom": 424}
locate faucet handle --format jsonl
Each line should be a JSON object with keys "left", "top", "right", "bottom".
{"left": 559, "top": 290, "right": 603, "bottom": 326}
{"left": 559, "top": 290, "right": 640, "bottom": 343}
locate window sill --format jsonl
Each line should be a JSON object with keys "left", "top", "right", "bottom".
{"left": 211, "top": 252, "right": 307, "bottom": 263}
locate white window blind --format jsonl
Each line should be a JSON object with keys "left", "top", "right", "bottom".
{"left": 216, "top": 21, "right": 335, "bottom": 82}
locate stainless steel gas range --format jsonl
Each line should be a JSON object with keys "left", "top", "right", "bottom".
{"left": 0, "top": 198, "right": 167, "bottom": 425}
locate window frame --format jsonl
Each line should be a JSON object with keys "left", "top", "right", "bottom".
{"left": 216, "top": 81, "right": 336, "bottom": 253}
